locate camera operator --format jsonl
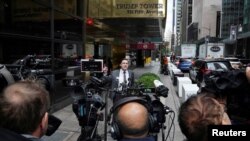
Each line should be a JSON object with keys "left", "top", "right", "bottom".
{"left": 107, "top": 79, "right": 172, "bottom": 141}
{"left": 178, "top": 93, "right": 231, "bottom": 141}
{"left": 110, "top": 99, "right": 155, "bottom": 141}
{"left": 0, "top": 79, "right": 50, "bottom": 141}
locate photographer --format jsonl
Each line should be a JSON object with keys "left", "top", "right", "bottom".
{"left": 0, "top": 79, "right": 50, "bottom": 141}
{"left": 110, "top": 100, "right": 155, "bottom": 141}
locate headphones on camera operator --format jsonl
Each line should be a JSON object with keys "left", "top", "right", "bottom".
{"left": 108, "top": 96, "right": 158, "bottom": 140}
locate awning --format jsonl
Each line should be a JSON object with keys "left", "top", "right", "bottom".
{"left": 129, "top": 43, "right": 156, "bottom": 50}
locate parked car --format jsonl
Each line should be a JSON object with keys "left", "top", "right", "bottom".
{"left": 239, "top": 58, "right": 250, "bottom": 69}
{"left": 177, "top": 57, "right": 193, "bottom": 72}
{"left": 224, "top": 57, "right": 243, "bottom": 69}
{"left": 189, "top": 58, "right": 233, "bottom": 84}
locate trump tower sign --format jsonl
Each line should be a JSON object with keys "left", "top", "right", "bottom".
{"left": 88, "top": 0, "right": 166, "bottom": 18}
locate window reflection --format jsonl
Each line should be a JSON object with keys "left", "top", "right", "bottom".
{"left": 0, "top": 0, "right": 50, "bottom": 37}
{"left": 54, "top": 11, "right": 82, "bottom": 41}
{"left": 0, "top": 38, "right": 50, "bottom": 63}
{"left": 54, "top": 0, "right": 77, "bottom": 15}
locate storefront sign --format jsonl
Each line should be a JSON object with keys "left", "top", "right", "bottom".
{"left": 89, "top": 0, "right": 166, "bottom": 18}
{"left": 130, "top": 43, "right": 155, "bottom": 50}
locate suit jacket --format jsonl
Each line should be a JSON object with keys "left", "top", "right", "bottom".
{"left": 0, "top": 128, "right": 30, "bottom": 141}
{"left": 109, "top": 69, "right": 134, "bottom": 101}
{"left": 111, "top": 69, "right": 134, "bottom": 89}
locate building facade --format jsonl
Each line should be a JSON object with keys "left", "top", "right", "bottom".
{"left": 221, "top": 0, "right": 250, "bottom": 58}
{"left": 0, "top": 0, "right": 86, "bottom": 112}
{"left": 181, "top": 0, "right": 193, "bottom": 43}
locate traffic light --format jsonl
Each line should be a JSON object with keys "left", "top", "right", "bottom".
{"left": 86, "top": 18, "right": 94, "bottom": 26}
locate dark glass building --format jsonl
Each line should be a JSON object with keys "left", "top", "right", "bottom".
{"left": 221, "top": 0, "right": 243, "bottom": 38}
{"left": 0, "top": 0, "right": 84, "bottom": 112}
{"left": 222, "top": 0, "right": 250, "bottom": 58}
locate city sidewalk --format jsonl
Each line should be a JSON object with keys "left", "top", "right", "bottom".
{"left": 43, "top": 61, "right": 186, "bottom": 141}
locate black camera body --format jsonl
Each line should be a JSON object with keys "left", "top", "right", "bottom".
{"left": 201, "top": 69, "right": 250, "bottom": 124}
{"left": 72, "top": 83, "right": 105, "bottom": 127}
{"left": 2, "top": 55, "right": 53, "bottom": 91}
{"left": 67, "top": 76, "right": 106, "bottom": 141}
{"left": 0, "top": 62, "right": 60, "bottom": 136}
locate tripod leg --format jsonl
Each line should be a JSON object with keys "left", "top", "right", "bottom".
{"left": 77, "top": 128, "right": 87, "bottom": 141}
{"left": 104, "top": 90, "right": 109, "bottom": 141}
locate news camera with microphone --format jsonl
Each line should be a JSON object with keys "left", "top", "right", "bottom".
{"left": 0, "top": 63, "right": 61, "bottom": 137}
{"left": 108, "top": 79, "right": 173, "bottom": 140}
{"left": 200, "top": 69, "right": 250, "bottom": 125}
{"left": 65, "top": 76, "right": 106, "bottom": 141}
{"left": 154, "top": 80, "right": 169, "bottom": 97}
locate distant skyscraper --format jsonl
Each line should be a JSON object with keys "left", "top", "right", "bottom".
{"left": 175, "top": 0, "right": 182, "bottom": 46}
{"left": 221, "top": 0, "right": 244, "bottom": 38}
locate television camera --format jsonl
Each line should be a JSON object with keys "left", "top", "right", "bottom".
{"left": 64, "top": 76, "right": 106, "bottom": 141}
{"left": 201, "top": 69, "right": 250, "bottom": 124}
{"left": 0, "top": 55, "right": 61, "bottom": 136}
{"left": 108, "top": 79, "right": 175, "bottom": 141}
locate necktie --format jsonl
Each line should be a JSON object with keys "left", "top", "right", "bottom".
{"left": 123, "top": 70, "right": 127, "bottom": 84}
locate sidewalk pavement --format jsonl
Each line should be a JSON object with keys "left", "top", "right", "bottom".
{"left": 42, "top": 61, "right": 186, "bottom": 141}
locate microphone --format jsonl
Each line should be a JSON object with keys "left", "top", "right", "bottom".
{"left": 127, "top": 78, "right": 132, "bottom": 86}
{"left": 153, "top": 80, "right": 169, "bottom": 97}
{"left": 116, "top": 77, "right": 119, "bottom": 88}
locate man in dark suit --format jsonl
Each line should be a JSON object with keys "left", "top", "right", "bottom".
{"left": 0, "top": 79, "right": 50, "bottom": 141}
{"left": 109, "top": 58, "right": 134, "bottom": 102}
